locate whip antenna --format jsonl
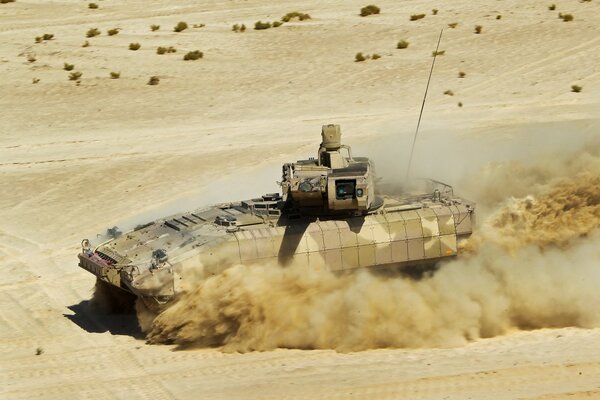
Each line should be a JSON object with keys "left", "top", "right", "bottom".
{"left": 406, "top": 28, "right": 444, "bottom": 182}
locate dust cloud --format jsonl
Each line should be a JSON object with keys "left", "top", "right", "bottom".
{"left": 144, "top": 133, "right": 600, "bottom": 352}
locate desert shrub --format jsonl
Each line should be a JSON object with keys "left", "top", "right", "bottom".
{"left": 27, "top": 54, "right": 36, "bottom": 63}
{"left": 63, "top": 62, "right": 74, "bottom": 71}
{"left": 129, "top": 42, "right": 141, "bottom": 50}
{"left": 281, "top": 11, "right": 311, "bottom": 22}
{"left": 35, "top": 347, "right": 43, "bottom": 355}
{"left": 444, "top": 90, "right": 454, "bottom": 96}
{"left": 561, "top": 13, "right": 573, "bottom": 22}
{"left": 174, "top": 21, "right": 188, "bottom": 32}
{"left": 272, "top": 21, "right": 283, "bottom": 28}
{"left": 69, "top": 71, "right": 82, "bottom": 81}
{"left": 448, "top": 22, "right": 458, "bottom": 28}
{"left": 107, "top": 28, "right": 120, "bottom": 36}
{"left": 571, "top": 85, "right": 582, "bottom": 92}
{"left": 151, "top": 24, "right": 160, "bottom": 31}
{"left": 355, "top": 52, "right": 366, "bottom": 62}
{"left": 496, "top": 15, "right": 502, "bottom": 20}
{"left": 148, "top": 76, "right": 160, "bottom": 85}
{"left": 397, "top": 40, "right": 409, "bottom": 49}
{"left": 43, "top": 33, "right": 54, "bottom": 40}
{"left": 1, "top": 0, "right": 17, "bottom": 3}
{"left": 474, "top": 25, "right": 483, "bottom": 33}
{"left": 360, "top": 5, "right": 380, "bottom": 17}
{"left": 458, "top": 102, "right": 463, "bottom": 107}
{"left": 157, "top": 46, "right": 176, "bottom": 54}
{"left": 110, "top": 72, "right": 120, "bottom": 79}
{"left": 232, "top": 24, "right": 240, "bottom": 32}
{"left": 86, "top": 28, "right": 100, "bottom": 38}
{"left": 240, "top": 24, "right": 246, "bottom": 32}
{"left": 35, "top": 36, "right": 42, "bottom": 43}
{"left": 371, "top": 53, "right": 381, "bottom": 60}
{"left": 458, "top": 71, "right": 466, "bottom": 78}
{"left": 549, "top": 4, "right": 556, "bottom": 10}
{"left": 183, "top": 50, "right": 203, "bottom": 60}
{"left": 432, "top": 9, "right": 438, "bottom": 15}
{"left": 82, "top": 40, "right": 90, "bottom": 47}
{"left": 254, "top": 21, "right": 271, "bottom": 30}
{"left": 410, "top": 14, "right": 426, "bottom": 21}
{"left": 88, "top": 3, "right": 98, "bottom": 9}
{"left": 32, "top": 77, "right": 40, "bottom": 84}
{"left": 432, "top": 50, "right": 445, "bottom": 56}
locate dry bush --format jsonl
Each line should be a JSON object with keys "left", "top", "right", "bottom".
{"left": 458, "top": 71, "right": 466, "bottom": 78}
{"left": 474, "top": 25, "right": 483, "bottom": 34}
{"left": 69, "top": 71, "right": 82, "bottom": 81}
{"left": 42, "top": 33, "right": 54, "bottom": 40}
{"left": 496, "top": 15, "right": 502, "bottom": 20}
{"left": 35, "top": 36, "right": 42, "bottom": 43}
{"left": 371, "top": 53, "right": 381, "bottom": 60}
{"left": 183, "top": 50, "right": 203, "bottom": 60}
{"left": 240, "top": 24, "right": 246, "bottom": 32}
{"left": 444, "top": 90, "right": 454, "bottom": 96}
{"left": 151, "top": 24, "right": 160, "bottom": 31}
{"left": 86, "top": 28, "right": 100, "bottom": 38}
{"left": 157, "top": 46, "right": 176, "bottom": 54}
{"left": 561, "top": 13, "right": 574, "bottom": 21}
{"left": 272, "top": 21, "right": 283, "bottom": 28}
{"left": 35, "top": 347, "right": 43, "bottom": 355}
{"left": 549, "top": 4, "right": 556, "bottom": 10}
{"left": 88, "top": 3, "right": 98, "bottom": 9}
{"left": 282, "top": 11, "right": 311, "bottom": 22}
{"left": 397, "top": 40, "right": 409, "bottom": 49}
{"left": 148, "top": 76, "right": 160, "bottom": 85}
{"left": 107, "top": 28, "right": 120, "bottom": 36}
{"left": 1, "top": 0, "right": 17, "bottom": 3}
{"left": 32, "top": 77, "right": 40, "bottom": 84}
{"left": 355, "top": 52, "right": 366, "bottom": 62}
{"left": 174, "top": 21, "right": 188, "bottom": 32}
{"left": 232, "top": 24, "right": 240, "bottom": 32}
{"left": 448, "top": 22, "right": 458, "bottom": 28}
{"left": 254, "top": 21, "right": 271, "bottom": 30}
{"left": 432, "top": 9, "right": 438, "bottom": 15}
{"left": 410, "top": 14, "right": 426, "bottom": 21}
{"left": 82, "top": 40, "right": 90, "bottom": 47}
{"left": 110, "top": 72, "right": 120, "bottom": 79}
{"left": 360, "top": 5, "right": 380, "bottom": 17}
{"left": 129, "top": 42, "right": 141, "bottom": 50}
{"left": 63, "top": 62, "right": 74, "bottom": 71}
{"left": 432, "top": 50, "right": 445, "bottom": 56}
{"left": 458, "top": 102, "right": 463, "bottom": 107}
{"left": 27, "top": 54, "right": 36, "bottom": 63}
{"left": 571, "top": 85, "right": 582, "bottom": 93}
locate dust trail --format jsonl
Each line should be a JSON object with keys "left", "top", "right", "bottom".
{"left": 144, "top": 141, "right": 600, "bottom": 352}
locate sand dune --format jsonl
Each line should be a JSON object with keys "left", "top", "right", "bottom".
{"left": 1, "top": 0, "right": 599, "bottom": 399}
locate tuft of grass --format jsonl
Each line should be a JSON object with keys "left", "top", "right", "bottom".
{"left": 82, "top": 40, "right": 90, "bottom": 47}
{"left": 548, "top": 4, "right": 556, "bottom": 10}
{"left": 63, "top": 62, "right": 74, "bottom": 71}
{"left": 86, "top": 28, "right": 101, "bottom": 38}
{"left": 444, "top": 90, "right": 454, "bottom": 96}
{"left": 32, "top": 77, "right": 40, "bottom": 84}
{"left": 458, "top": 102, "right": 463, "bottom": 107}
{"left": 173, "top": 21, "right": 188, "bottom": 32}
{"left": 88, "top": 3, "right": 98, "bottom": 9}
{"left": 281, "top": 11, "right": 311, "bottom": 22}
{"left": 432, "top": 50, "right": 445, "bottom": 57}
{"left": 496, "top": 15, "right": 502, "bottom": 20}
{"left": 27, "top": 54, "right": 36, "bottom": 63}
{"left": 129, "top": 42, "right": 141, "bottom": 50}
{"left": 148, "top": 76, "right": 160, "bottom": 85}
{"left": 432, "top": 9, "right": 438, "bottom": 15}
{"left": 254, "top": 20, "right": 271, "bottom": 30}
{"left": 69, "top": 71, "right": 82, "bottom": 81}
{"left": 240, "top": 24, "right": 246, "bottom": 32}
{"left": 410, "top": 14, "right": 426, "bottom": 21}
{"left": 448, "top": 22, "right": 458, "bottom": 28}
{"left": 360, "top": 5, "right": 380, "bottom": 17}
{"left": 107, "top": 28, "right": 120, "bottom": 36}
{"left": 397, "top": 40, "right": 409, "bottom": 49}
{"left": 35, "top": 347, "right": 43, "bottom": 356}
{"left": 474, "top": 25, "right": 483, "bottom": 34}
{"left": 110, "top": 71, "right": 120, "bottom": 79}
{"left": 35, "top": 36, "right": 42, "bottom": 43}
{"left": 232, "top": 24, "right": 240, "bottom": 32}
{"left": 561, "top": 13, "right": 574, "bottom": 22}
{"left": 151, "top": 24, "right": 160, "bottom": 31}
{"left": 458, "top": 71, "right": 466, "bottom": 78}
{"left": 42, "top": 33, "right": 54, "bottom": 40}
{"left": 355, "top": 52, "right": 366, "bottom": 62}
{"left": 156, "top": 46, "right": 176, "bottom": 54}
{"left": 183, "top": 50, "right": 203, "bottom": 60}
{"left": 571, "top": 85, "right": 582, "bottom": 93}
{"left": 272, "top": 21, "right": 283, "bottom": 28}
{"left": 371, "top": 53, "right": 381, "bottom": 60}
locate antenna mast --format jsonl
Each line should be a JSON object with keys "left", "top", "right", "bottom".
{"left": 406, "top": 28, "right": 444, "bottom": 182}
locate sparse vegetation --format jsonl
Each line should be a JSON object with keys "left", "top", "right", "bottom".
{"left": 27, "top": 54, "right": 36, "bottom": 63}
{"left": 272, "top": 21, "right": 283, "bottom": 28}
{"left": 240, "top": 24, "right": 246, "bottom": 32}
{"left": 110, "top": 72, "right": 120, "bottom": 79}
{"left": 397, "top": 40, "right": 409, "bottom": 49}
{"left": 32, "top": 77, "right": 40, "bottom": 84}
{"left": 410, "top": 14, "right": 426, "bottom": 21}
{"left": 88, "top": 3, "right": 98, "bottom": 9}
{"left": 474, "top": 25, "right": 483, "bottom": 34}
{"left": 86, "top": 28, "right": 101, "bottom": 38}
{"left": 458, "top": 71, "right": 466, "bottom": 78}
{"left": 560, "top": 13, "right": 574, "bottom": 22}
{"left": 360, "top": 5, "right": 380, "bottom": 17}
{"left": 183, "top": 50, "right": 203, "bottom": 60}
{"left": 458, "top": 102, "right": 463, "bottom": 107}
{"left": 43, "top": 33, "right": 54, "bottom": 41}
{"left": 35, "top": 347, "right": 43, "bottom": 356}
{"left": 82, "top": 40, "right": 90, "bottom": 47}
{"left": 448, "top": 22, "right": 458, "bottom": 28}
{"left": 107, "top": 28, "right": 120, "bottom": 36}
{"left": 444, "top": 90, "right": 454, "bottom": 96}
{"left": 432, "top": 9, "right": 438, "bottom": 15}
{"left": 355, "top": 52, "right": 367, "bottom": 62}
{"left": 156, "top": 46, "right": 176, "bottom": 54}
{"left": 151, "top": 24, "right": 160, "bottom": 31}
{"left": 35, "top": 36, "right": 42, "bottom": 43}
{"left": 148, "top": 76, "right": 160, "bottom": 85}
{"left": 173, "top": 21, "right": 188, "bottom": 32}
{"left": 1, "top": 0, "right": 17, "bottom": 3}
{"left": 432, "top": 50, "right": 445, "bottom": 56}
{"left": 232, "top": 24, "right": 240, "bottom": 32}
{"left": 254, "top": 21, "right": 272, "bottom": 30}
{"left": 549, "top": 4, "right": 556, "bottom": 10}
{"left": 571, "top": 85, "right": 582, "bottom": 93}
{"left": 129, "top": 42, "right": 141, "bottom": 50}
{"left": 63, "top": 63, "right": 74, "bottom": 71}
{"left": 281, "top": 11, "right": 311, "bottom": 22}
{"left": 69, "top": 71, "right": 82, "bottom": 81}
{"left": 371, "top": 53, "right": 381, "bottom": 60}
{"left": 496, "top": 15, "right": 502, "bottom": 20}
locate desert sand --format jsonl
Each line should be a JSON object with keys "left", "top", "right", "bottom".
{"left": 1, "top": 0, "right": 600, "bottom": 399}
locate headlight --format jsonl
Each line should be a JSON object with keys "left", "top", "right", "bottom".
{"left": 356, "top": 188, "right": 364, "bottom": 197}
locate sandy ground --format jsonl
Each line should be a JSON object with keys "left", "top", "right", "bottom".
{"left": 1, "top": 0, "right": 600, "bottom": 399}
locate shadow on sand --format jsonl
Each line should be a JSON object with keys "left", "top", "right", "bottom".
{"left": 64, "top": 300, "right": 143, "bottom": 339}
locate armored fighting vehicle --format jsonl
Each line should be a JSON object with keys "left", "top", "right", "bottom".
{"left": 78, "top": 125, "right": 475, "bottom": 308}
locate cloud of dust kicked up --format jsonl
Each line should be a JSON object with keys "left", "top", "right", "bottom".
{"left": 143, "top": 138, "right": 600, "bottom": 352}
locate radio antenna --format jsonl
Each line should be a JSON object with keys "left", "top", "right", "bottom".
{"left": 406, "top": 28, "right": 444, "bottom": 182}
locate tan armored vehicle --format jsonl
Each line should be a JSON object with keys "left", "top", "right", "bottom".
{"left": 78, "top": 125, "right": 475, "bottom": 308}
